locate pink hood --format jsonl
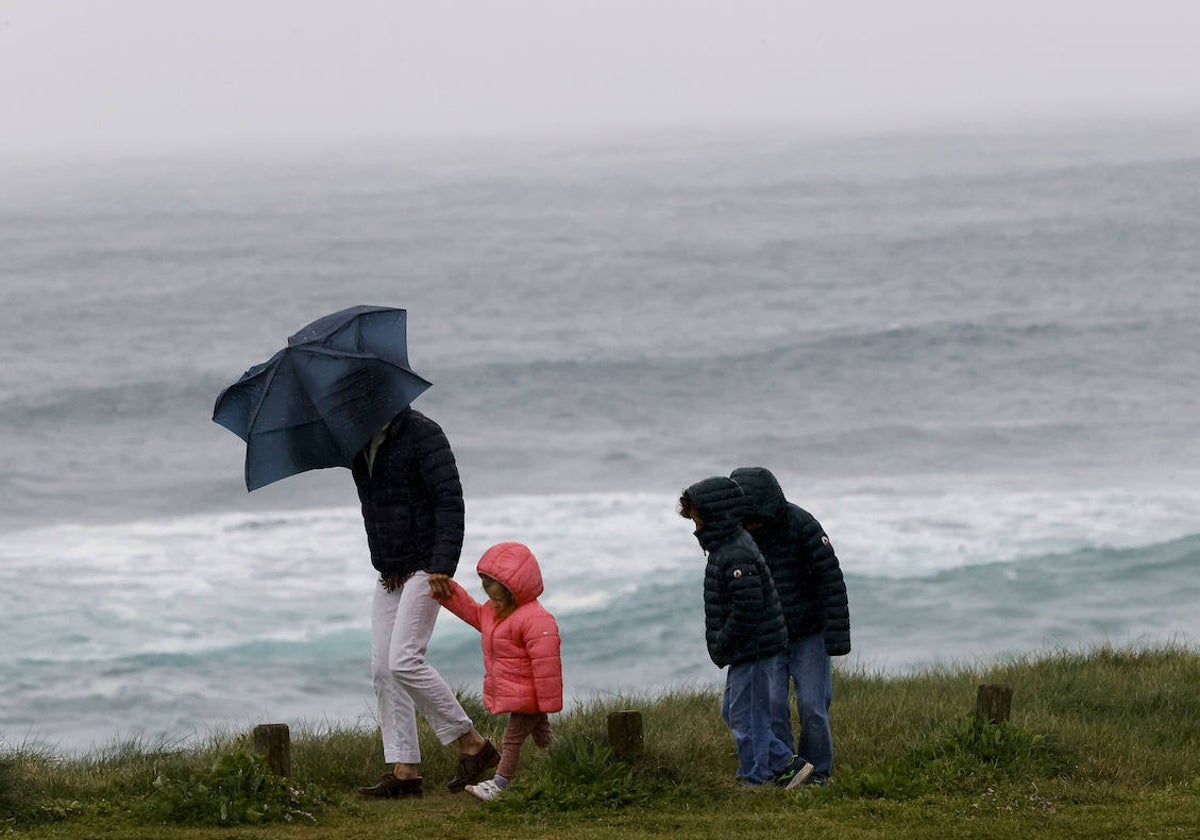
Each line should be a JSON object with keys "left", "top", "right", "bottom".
{"left": 477, "top": 541, "right": 544, "bottom": 605}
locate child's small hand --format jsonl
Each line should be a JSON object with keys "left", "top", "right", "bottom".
{"left": 427, "top": 573, "right": 454, "bottom": 601}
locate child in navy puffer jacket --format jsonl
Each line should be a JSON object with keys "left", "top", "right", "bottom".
{"left": 679, "top": 476, "right": 812, "bottom": 788}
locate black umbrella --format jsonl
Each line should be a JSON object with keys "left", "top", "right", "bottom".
{"left": 212, "top": 305, "right": 431, "bottom": 491}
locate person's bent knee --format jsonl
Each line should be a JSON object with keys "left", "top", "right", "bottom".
{"left": 370, "top": 661, "right": 392, "bottom": 688}
{"left": 388, "top": 652, "right": 430, "bottom": 683}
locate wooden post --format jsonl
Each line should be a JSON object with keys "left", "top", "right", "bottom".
{"left": 607, "top": 710, "right": 644, "bottom": 761}
{"left": 975, "top": 684, "right": 1013, "bottom": 724}
{"left": 253, "top": 723, "right": 291, "bottom": 777}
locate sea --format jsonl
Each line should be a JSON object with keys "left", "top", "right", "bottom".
{"left": 2, "top": 118, "right": 1198, "bottom": 756}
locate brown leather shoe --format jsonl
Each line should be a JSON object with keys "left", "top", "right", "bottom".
{"left": 447, "top": 740, "right": 500, "bottom": 793}
{"left": 358, "top": 772, "right": 424, "bottom": 799}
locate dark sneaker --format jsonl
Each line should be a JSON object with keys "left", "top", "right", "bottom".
{"left": 358, "top": 772, "right": 424, "bottom": 799}
{"left": 447, "top": 740, "right": 500, "bottom": 793}
{"left": 775, "top": 755, "right": 815, "bottom": 789}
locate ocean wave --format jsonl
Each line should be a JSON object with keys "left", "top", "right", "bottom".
{"left": 8, "top": 622, "right": 367, "bottom": 669}
{"left": 6, "top": 309, "right": 1186, "bottom": 434}
{"left": 425, "top": 311, "right": 1197, "bottom": 441}
{"left": 4, "top": 485, "right": 1198, "bottom": 581}
{"left": 0, "top": 374, "right": 227, "bottom": 426}
{"left": 847, "top": 533, "right": 1200, "bottom": 672}
{"left": 825, "top": 485, "right": 1200, "bottom": 579}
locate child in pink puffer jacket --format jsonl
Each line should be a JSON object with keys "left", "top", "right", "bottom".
{"left": 432, "top": 541, "right": 563, "bottom": 801}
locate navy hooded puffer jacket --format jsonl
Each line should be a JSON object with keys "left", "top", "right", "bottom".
{"left": 730, "top": 467, "right": 851, "bottom": 656}
{"left": 684, "top": 476, "right": 788, "bottom": 668}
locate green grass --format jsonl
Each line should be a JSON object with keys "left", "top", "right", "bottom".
{"left": 5, "top": 644, "right": 1200, "bottom": 839}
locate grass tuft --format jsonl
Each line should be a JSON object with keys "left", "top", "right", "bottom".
{"left": 137, "top": 748, "right": 325, "bottom": 826}
{"left": 833, "top": 715, "right": 1071, "bottom": 800}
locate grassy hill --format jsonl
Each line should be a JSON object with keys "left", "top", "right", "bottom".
{"left": 4, "top": 644, "right": 1200, "bottom": 838}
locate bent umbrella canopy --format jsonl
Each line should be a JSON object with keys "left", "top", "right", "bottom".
{"left": 212, "top": 305, "right": 431, "bottom": 491}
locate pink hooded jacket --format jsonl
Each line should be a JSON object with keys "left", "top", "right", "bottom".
{"left": 437, "top": 541, "right": 563, "bottom": 715}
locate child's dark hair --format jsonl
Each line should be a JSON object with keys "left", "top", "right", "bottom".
{"left": 677, "top": 492, "right": 695, "bottom": 519}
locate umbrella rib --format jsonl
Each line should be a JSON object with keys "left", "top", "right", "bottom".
{"left": 245, "top": 362, "right": 280, "bottom": 434}
{"left": 245, "top": 358, "right": 324, "bottom": 433}
{"left": 292, "top": 345, "right": 431, "bottom": 384}
{"left": 294, "top": 346, "right": 382, "bottom": 362}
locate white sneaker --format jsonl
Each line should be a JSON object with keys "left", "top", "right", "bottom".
{"left": 466, "top": 779, "right": 503, "bottom": 801}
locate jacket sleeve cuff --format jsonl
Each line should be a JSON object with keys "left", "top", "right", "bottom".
{"left": 427, "top": 556, "right": 458, "bottom": 577}
{"left": 440, "top": 583, "right": 483, "bottom": 630}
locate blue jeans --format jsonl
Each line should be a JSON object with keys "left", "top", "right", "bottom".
{"left": 771, "top": 634, "right": 834, "bottom": 777}
{"left": 721, "top": 654, "right": 795, "bottom": 784}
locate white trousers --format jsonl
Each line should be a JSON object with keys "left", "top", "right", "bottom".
{"left": 371, "top": 571, "right": 472, "bottom": 764}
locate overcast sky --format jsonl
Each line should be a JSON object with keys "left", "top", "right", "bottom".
{"left": 2, "top": 0, "right": 1199, "bottom": 160}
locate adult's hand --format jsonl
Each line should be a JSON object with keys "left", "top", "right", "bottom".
{"left": 427, "top": 573, "right": 454, "bottom": 601}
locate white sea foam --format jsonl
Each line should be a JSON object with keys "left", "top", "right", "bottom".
{"left": 3, "top": 483, "right": 1197, "bottom": 667}
{"left": 0, "top": 493, "right": 688, "bottom": 666}
{"left": 797, "top": 480, "right": 1200, "bottom": 579}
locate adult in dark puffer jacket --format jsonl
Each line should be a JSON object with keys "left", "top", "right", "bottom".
{"left": 353, "top": 407, "right": 465, "bottom": 580}
{"left": 679, "top": 476, "right": 810, "bottom": 787}
{"left": 731, "top": 466, "right": 850, "bottom": 784}
{"left": 352, "top": 407, "right": 497, "bottom": 800}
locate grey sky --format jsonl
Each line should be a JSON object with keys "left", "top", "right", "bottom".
{"left": 2, "top": 0, "right": 1199, "bottom": 159}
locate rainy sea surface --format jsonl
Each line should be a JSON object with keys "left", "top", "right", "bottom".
{"left": 1, "top": 119, "right": 1199, "bottom": 753}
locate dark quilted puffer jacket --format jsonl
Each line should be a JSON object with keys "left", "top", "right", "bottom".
{"left": 730, "top": 467, "right": 851, "bottom": 656}
{"left": 351, "top": 408, "right": 465, "bottom": 579}
{"left": 685, "top": 476, "right": 788, "bottom": 669}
